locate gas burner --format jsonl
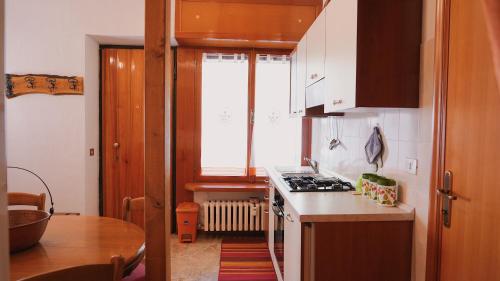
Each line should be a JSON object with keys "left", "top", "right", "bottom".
{"left": 282, "top": 176, "right": 354, "bottom": 192}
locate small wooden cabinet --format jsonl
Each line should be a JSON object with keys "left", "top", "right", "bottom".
{"left": 305, "top": 9, "right": 326, "bottom": 87}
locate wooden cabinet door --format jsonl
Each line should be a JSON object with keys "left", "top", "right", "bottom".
{"left": 284, "top": 201, "right": 301, "bottom": 281}
{"left": 324, "top": 0, "right": 358, "bottom": 113}
{"left": 101, "top": 48, "right": 144, "bottom": 227}
{"left": 296, "top": 37, "right": 307, "bottom": 115}
{"left": 290, "top": 50, "right": 298, "bottom": 116}
{"left": 305, "top": 10, "right": 326, "bottom": 87}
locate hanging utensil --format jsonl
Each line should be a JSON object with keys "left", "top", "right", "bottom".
{"left": 329, "top": 117, "right": 342, "bottom": 150}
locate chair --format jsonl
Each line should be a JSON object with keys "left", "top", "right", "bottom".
{"left": 8, "top": 192, "right": 46, "bottom": 211}
{"left": 19, "top": 255, "right": 124, "bottom": 281}
{"left": 122, "top": 196, "right": 145, "bottom": 227}
{"left": 122, "top": 197, "right": 146, "bottom": 281}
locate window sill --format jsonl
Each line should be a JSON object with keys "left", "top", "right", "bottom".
{"left": 184, "top": 182, "right": 268, "bottom": 192}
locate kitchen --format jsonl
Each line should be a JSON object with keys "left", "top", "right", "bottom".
{"left": 2, "top": 0, "right": 500, "bottom": 280}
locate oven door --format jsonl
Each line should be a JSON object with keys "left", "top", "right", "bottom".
{"left": 273, "top": 196, "right": 285, "bottom": 278}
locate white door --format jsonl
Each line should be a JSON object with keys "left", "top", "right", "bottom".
{"left": 296, "top": 37, "right": 307, "bottom": 116}
{"left": 306, "top": 10, "right": 326, "bottom": 87}
{"left": 284, "top": 200, "right": 301, "bottom": 281}
{"left": 290, "top": 50, "right": 298, "bottom": 116}
{"left": 324, "top": 0, "right": 358, "bottom": 112}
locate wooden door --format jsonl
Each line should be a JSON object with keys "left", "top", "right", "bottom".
{"left": 101, "top": 48, "right": 145, "bottom": 227}
{"left": 431, "top": 0, "right": 500, "bottom": 279}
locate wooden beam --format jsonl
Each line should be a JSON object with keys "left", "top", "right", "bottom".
{"left": 0, "top": 0, "right": 10, "bottom": 279}
{"left": 145, "top": 0, "right": 171, "bottom": 279}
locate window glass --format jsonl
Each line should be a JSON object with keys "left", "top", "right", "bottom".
{"left": 252, "top": 54, "right": 302, "bottom": 176}
{"left": 201, "top": 53, "right": 249, "bottom": 176}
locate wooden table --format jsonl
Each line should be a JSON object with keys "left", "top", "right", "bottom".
{"left": 10, "top": 216, "right": 145, "bottom": 281}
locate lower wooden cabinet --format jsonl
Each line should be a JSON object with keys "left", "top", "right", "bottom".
{"left": 276, "top": 215, "right": 413, "bottom": 281}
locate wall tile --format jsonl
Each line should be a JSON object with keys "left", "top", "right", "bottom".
{"left": 399, "top": 109, "right": 420, "bottom": 141}
{"left": 382, "top": 109, "right": 400, "bottom": 141}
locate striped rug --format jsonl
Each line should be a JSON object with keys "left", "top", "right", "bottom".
{"left": 218, "top": 237, "right": 278, "bottom": 281}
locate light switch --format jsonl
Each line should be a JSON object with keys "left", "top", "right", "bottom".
{"left": 405, "top": 158, "right": 417, "bottom": 175}
{"left": 90, "top": 148, "right": 95, "bottom": 156}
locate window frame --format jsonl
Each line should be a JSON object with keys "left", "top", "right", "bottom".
{"left": 193, "top": 48, "right": 311, "bottom": 183}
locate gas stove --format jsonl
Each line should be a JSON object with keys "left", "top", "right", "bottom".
{"left": 282, "top": 176, "right": 354, "bottom": 192}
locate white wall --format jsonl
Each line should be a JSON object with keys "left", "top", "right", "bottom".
{"left": 311, "top": 1, "right": 436, "bottom": 280}
{"left": 5, "top": 0, "right": 144, "bottom": 214}
{"left": 1, "top": 0, "right": 11, "bottom": 278}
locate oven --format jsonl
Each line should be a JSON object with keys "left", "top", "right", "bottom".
{"left": 272, "top": 188, "right": 285, "bottom": 279}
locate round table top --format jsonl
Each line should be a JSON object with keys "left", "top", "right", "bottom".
{"left": 9, "top": 215, "right": 145, "bottom": 281}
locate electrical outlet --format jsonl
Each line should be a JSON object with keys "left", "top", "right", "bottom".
{"left": 405, "top": 158, "right": 417, "bottom": 175}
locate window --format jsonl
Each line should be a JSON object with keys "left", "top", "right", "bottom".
{"left": 196, "top": 50, "right": 307, "bottom": 182}
{"left": 252, "top": 54, "right": 302, "bottom": 176}
{"left": 200, "top": 53, "right": 249, "bottom": 176}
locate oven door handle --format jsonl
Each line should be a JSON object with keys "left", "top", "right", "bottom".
{"left": 272, "top": 202, "right": 284, "bottom": 217}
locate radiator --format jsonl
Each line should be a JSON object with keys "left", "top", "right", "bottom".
{"left": 203, "top": 200, "right": 266, "bottom": 232}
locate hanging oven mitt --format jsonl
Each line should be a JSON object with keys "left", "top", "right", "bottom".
{"left": 364, "top": 127, "right": 384, "bottom": 171}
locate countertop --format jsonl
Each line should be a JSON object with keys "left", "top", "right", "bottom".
{"left": 266, "top": 166, "right": 415, "bottom": 223}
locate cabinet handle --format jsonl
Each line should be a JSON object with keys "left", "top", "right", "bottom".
{"left": 264, "top": 195, "right": 269, "bottom": 200}
{"left": 285, "top": 213, "right": 294, "bottom": 222}
{"left": 264, "top": 210, "right": 269, "bottom": 214}
{"left": 298, "top": 110, "right": 303, "bottom": 113}
{"left": 333, "top": 99, "right": 343, "bottom": 105}
{"left": 310, "top": 73, "right": 318, "bottom": 79}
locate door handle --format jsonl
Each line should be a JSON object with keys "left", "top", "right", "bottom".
{"left": 436, "top": 189, "right": 458, "bottom": 201}
{"left": 113, "top": 142, "right": 120, "bottom": 149}
{"left": 437, "top": 170, "right": 457, "bottom": 228}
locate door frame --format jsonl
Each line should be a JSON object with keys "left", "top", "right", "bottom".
{"left": 98, "top": 45, "right": 144, "bottom": 216}
{"left": 425, "top": 0, "right": 451, "bottom": 279}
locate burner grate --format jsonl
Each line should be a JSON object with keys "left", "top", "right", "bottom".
{"left": 282, "top": 176, "right": 354, "bottom": 192}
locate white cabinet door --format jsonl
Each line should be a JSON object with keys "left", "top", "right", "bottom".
{"left": 296, "top": 37, "right": 307, "bottom": 116}
{"left": 268, "top": 184, "right": 275, "bottom": 255}
{"left": 290, "top": 50, "right": 298, "bottom": 116}
{"left": 284, "top": 201, "right": 301, "bottom": 281}
{"left": 324, "top": 0, "right": 358, "bottom": 112}
{"left": 305, "top": 10, "right": 326, "bottom": 87}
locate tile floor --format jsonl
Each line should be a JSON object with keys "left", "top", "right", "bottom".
{"left": 171, "top": 233, "right": 222, "bottom": 281}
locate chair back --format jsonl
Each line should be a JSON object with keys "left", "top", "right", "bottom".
{"left": 19, "top": 255, "right": 124, "bottom": 281}
{"left": 8, "top": 192, "right": 46, "bottom": 211}
{"left": 122, "top": 197, "right": 145, "bottom": 228}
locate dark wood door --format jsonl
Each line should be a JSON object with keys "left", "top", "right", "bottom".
{"left": 432, "top": 0, "right": 500, "bottom": 279}
{"left": 101, "top": 48, "right": 144, "bottom": 227}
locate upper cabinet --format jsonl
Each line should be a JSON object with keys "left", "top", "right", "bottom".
{"left": 324, "top": 0, "right": 422, "bottom": 112}
{"left": 175, "top": 0, "right": 322, "bottom": 49}
{"left": 290, "top": 36, "right": 307, "bottom": 116}
{"left": 305, "top": 10, "right": 326, "bottom": 87}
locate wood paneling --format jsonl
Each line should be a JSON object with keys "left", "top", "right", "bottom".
{"left": 145, "top": 0, "right": 171, "bottom": 278}
{"left": 175, "top": 0, "right": 321, "bottom": 48}
{"left": 184, "top": 182, "right": 267, "bottom": 192}
{"left": 427, "top": 0, "right": 500, "bottom": 280}
{"left": 101, "top": 48, "right": 144, "bottom": 225}
{"left": 310, "top": 221, "right": 413, "bottom": 281}
{"left": 175, "top": 48, "right": 196, "bottom": 207}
